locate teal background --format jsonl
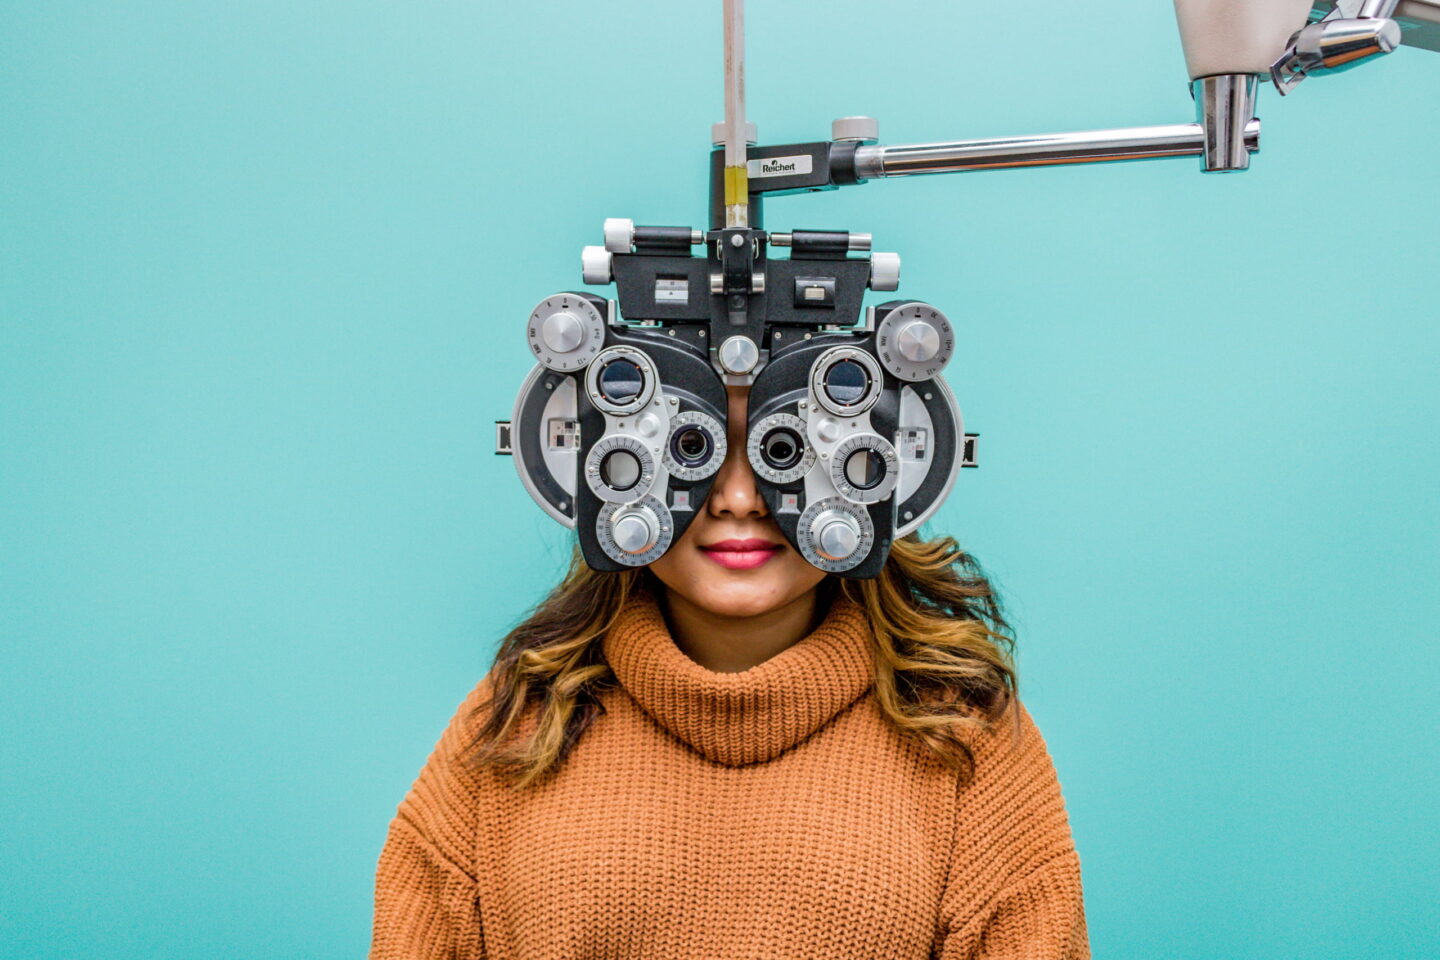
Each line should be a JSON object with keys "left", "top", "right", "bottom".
{"left": 2, "top": 0, "right": 1436, "bottom": 957}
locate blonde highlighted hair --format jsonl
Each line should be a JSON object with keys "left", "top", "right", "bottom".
{"left": 466, "top": 533, "right": 1017, "bottom": 788}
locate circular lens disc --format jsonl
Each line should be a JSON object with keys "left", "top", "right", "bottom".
{"left": 823, "top": 359, "right": 870, "bottom": 407}
{"left": 828, "top": 433, "right": 899, "bottom": 504}
{"left": 584, "top": 346, "right": 657, "bottom": 415}
{"left": 585, "top": 434, "right": 656, "bottom": 502}
{"left": 597, "top": 359, "right": 643, "bottom": 404}
{"left": 810, "top": 347, "right": 883, "bottom": 417}
{"left": 661, "top": 409, "right": 727, "bottom": 482}
{"left": 747, "top": 412, "right": 816, "bottom": 484}
{"left": 600, "top": 449, "right": 642, "bottom": 490}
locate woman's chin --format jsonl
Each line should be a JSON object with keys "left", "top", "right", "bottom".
{"left": 660, "top": 563, "right": 818, "bottom": 620}
{"left": 690, "top": 588, "right": 787, "bottom": 620}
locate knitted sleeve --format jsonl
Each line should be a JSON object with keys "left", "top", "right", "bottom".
{"left": 370, "top": 675, "right": 494, "bottom": 960}
{"left": 933, "top": 700, "right": 1089, "bottom": 960}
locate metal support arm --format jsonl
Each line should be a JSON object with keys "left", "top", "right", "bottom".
{"left": 851, "top": 119, "right": 1260, "bottom": 179}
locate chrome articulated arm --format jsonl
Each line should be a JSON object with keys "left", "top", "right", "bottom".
{"left": 851, "top": 117, "right": 1260, "bottom": 178}
{"left": 1273, "top": 0, "right": 1405, "bottom": 93}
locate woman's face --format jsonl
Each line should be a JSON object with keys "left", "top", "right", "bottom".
{"left": 648, "top": 385, "right": 828, "bottom": 618}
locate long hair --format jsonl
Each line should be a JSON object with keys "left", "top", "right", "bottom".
{"left": 465, "top": 532, "right": 1017, "bottom": 789}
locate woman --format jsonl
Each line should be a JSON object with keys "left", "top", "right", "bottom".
{"left": 370, "top": 384, "right": 1088, "bottom": 959}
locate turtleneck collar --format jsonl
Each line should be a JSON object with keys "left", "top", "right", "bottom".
{"left": 601, "top": 587, "right": 876, "bottom": 767}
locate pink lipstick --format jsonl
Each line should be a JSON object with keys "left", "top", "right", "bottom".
{"left": 699, "top": 538, "right": 783, "bottom": 571}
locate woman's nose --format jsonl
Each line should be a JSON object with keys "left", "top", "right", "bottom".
{"left": 706, "top": 387, "right": 768, "bottom": 519}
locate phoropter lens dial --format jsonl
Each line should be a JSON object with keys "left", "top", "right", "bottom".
{"left": 747, "top": 412, "right": 817, "bottom": 485}
{"left": 584, "top": 346, "right": 657, "bottom": 415}
{"left": 662, "top": 410, "right": 727, "bottom": 482}
{"left": 585, "top": 434, "right": 656, "bottom": 502}
{"left": 596, "top": 494, "right": 674, "bottom": 566}
{"left": 600, "top": 448, "right": 642, "bottom": 491}
{"left": 875, "top": 302, "right": 955, "bottom": 382}
{"left": 796, "top": 497, "right": 875, "bottom": 573}
{"left": 810, "top": 347, "right": 883, "bottom": 417}
{"left": 828, "top": 433, "right": 899, "bottom": 504}
{"left": 597, "top": 359, "right": 643, "bottom": 403}
{"left": 763, "top": 429, "right": 802, "bottom": 469}
{"left": 526, "top": 294, "right": 606, "bottom": 372}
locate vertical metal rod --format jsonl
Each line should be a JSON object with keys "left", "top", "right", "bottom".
{"left": 722, "top": 0, "right": 748, "bottom": 228}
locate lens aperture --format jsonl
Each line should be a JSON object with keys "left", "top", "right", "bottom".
{"left": 670, "top": 425, "right": 712, "bottom": 467}
{"left": 843, "top": 448, "right": 886, "bottom": 490}
{"left": 597, "top": 359, "right": 644, "bottom": 404}
{"left": 761, "top": 428, "right": 803, "bottom": 471}
{"left": 600, "top": 449, "right": 642, "bottom": 491}
{"left": 822, "top": 359, "right": 870, "bottom": 407}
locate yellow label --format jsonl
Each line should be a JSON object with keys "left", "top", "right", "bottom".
{"left": 723, "top": 166, "right": 749, "bottom": 206}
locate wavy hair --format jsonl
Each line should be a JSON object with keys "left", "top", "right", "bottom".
{"left": 465, "top": 532, "right": 1017, "bottom": 789}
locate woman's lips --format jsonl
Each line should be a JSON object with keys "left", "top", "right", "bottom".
{"left": 699, "top": 538, "right": 783, "bottom": 571}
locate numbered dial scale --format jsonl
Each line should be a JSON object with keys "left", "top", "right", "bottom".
{"left": 796, "top": 497, "right": 876, "bottom": 573}
{"left": 526, "top": 295, "right": 606, "bottom": 372}
{"left": 875, "top": 302, "right": 955, "bottom": 382}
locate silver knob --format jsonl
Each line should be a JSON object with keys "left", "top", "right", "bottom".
{"left": 812, "top": 510, "right": 861, "bottom": 562}
{"left": 895, "top": 319, "right": 940, "bottom": 364}
{"left": 603, "top": 218, "right": 635, "bottom": 254}
{"left": 611, "top": 508, "right": 657, "bottom": 555}
{"left": 541, "top": 311, "right": 585, "bottom": 353}
{"left": 581, "top": 245, "right": 613, "bottom": 285}
{"left": 869, "top": 251, "right": 901, "bottom": 292}
{"left": 718, "top": 335, "right": 760, "bottom": 374}
{"left": 831, "top": 116, "right": 879, "bottom": 144}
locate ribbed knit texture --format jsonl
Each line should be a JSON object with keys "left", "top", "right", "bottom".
{"left": 371, "top": 591, "right": 1088, "bottom": 959}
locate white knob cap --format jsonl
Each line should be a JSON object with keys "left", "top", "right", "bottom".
{"left": 612, "top": 510, "right": 656, "bottom": 555}
{"left": 718, "top": 335, "right": 759, "bottom": 374}
{"left": 895, "top": 319, "right": 940, "bottom": 364}
{"left": 581, "top": 245, "right": 613, "bottom": 285}
{"left": 831, "top": 116, "right": 879, "bottom": 143}
{"left": 816, "top": 417, "right": 841, "bottom": 443}
{"left": 603, "top": 218, "right": 635, "bottom": 254}
{"left": 711, "top": 120, "right": 758, "bottom": 146}
{"left": 541, "top": 311, "right": 585, "bottom": 353}
{"left": 869, "top": 252, "right": 901, "bottom": 292}
{"left": 814, "top": 511, "right": 861, "bottom": 562}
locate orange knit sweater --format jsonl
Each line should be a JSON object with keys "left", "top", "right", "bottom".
{"left": 370, "top": 591, "right": 1088, "bottom": 959}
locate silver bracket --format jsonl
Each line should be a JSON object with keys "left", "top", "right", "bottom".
{"left": 1272, "top": 0, "right": 1403, "bottom": 94}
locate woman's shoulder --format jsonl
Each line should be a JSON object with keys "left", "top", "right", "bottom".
{"left": 428, "top": 667, "right": 501, "bottom": 746}
{"left": 950, "top": 697, "right": 1078, "bottom": 865}
{"left": 405, "top": 667, "right": 512, "bottom": 796}
{"left": 955, "top": 697, "right": 1067, "bottom": 791}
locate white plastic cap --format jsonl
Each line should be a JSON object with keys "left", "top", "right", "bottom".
{"left": 581, "top": 245, "right": 613, "bottom": 285}
{"left": 831, "top": 116, "right": 879, "bottom": 143}
{"left": 602, "top": 218, "right": 634, "bottom": 254}
{"left": 710, "top": 121, "right": 758, "bottom": 146}
{"left": 868, "top": 252, "right": 901, "bottom": 292}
